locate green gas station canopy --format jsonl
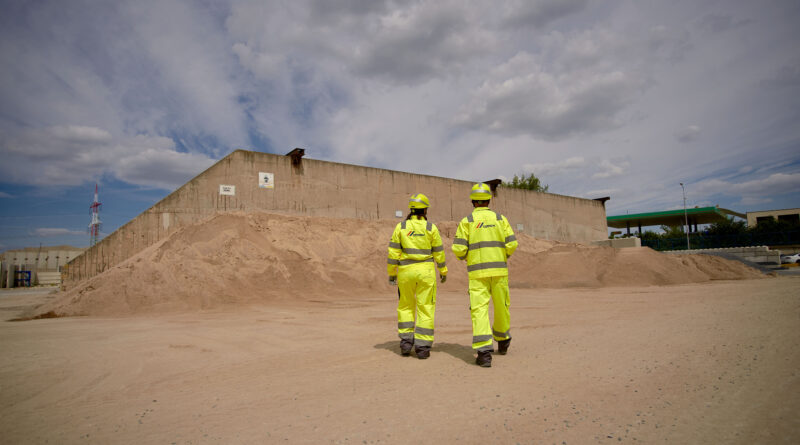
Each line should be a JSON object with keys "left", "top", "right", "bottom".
{"left": 607, "top": 206, "right": 745, "bottom": 229}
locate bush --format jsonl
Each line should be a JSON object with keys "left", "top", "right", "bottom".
{"left": 503, "top": 173, "right": 549, "bottom": 192}
{"left": 640, "top": 216, "right": 800, "bottom": 250}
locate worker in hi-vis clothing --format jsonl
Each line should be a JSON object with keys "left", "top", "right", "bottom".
{"left": 387, "top": 193, "right": 447, "bottom": 359}
{"left": 452, "top": 183, "right": 518, "bottom": 367}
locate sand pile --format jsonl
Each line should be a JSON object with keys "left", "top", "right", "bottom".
{"left": 31, "top": 212, "right": 765, "bottom": 317}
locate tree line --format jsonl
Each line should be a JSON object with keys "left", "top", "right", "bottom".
{"left": 638, "top": 216, "right": 800, "bottom": 250}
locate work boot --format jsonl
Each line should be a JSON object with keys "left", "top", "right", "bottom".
{"left": 476, "top": 350, "right": 492, "bottom": 367}
{"left": 497, "top": 338, "right": 511, "bottom": 355}
{"left": 415, "top": 346, "right": 431, "bottom": 359}
{"left": 400, "top": 339, "right": 413, "bottom": 356}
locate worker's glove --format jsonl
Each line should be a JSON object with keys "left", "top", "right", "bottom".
{"left": 388, "top": 276, "right": 397, "bottom": 286}
{"left": 440, "top": 275, "right": 447, "bottom": 284}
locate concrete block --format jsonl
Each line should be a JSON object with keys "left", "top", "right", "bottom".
{"left": 37, "top": 272, "right": 61, "bottom": 286}
{"left": 592, "top": 238, "right": 642, "bottom": 248}
{"left": 665, "top": 246, "right": 781, "bottom": 265}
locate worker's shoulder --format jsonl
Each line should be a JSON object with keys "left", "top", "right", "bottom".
{"left": 486, "top": 209, "right": 508, "bottom": 221}
{"left": 399, "top": 218, "right": 432, "bottom": 230}
{"left": 471, "top": 208, "right": 504, "bottom": 219}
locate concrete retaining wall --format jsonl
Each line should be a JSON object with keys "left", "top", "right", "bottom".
{"left": 664, "top": 246, "right": 781, "bottom": 265}
{"left": 1, "top": 262, "right": 33, "bottom": 288}
{"left": 36, "top": 272, "right": 61, "bottom": 286}
{"left": 0, "top": 248, "right": 83, "bottom": 288}
{"left": 592, "top": 238, "right": 642, "bottom": 248}
{"left": 65, "top": 150, "right": 608, "bottom": 286}
{"left": 0, "top": 248, "right": 84, "bottom": 271}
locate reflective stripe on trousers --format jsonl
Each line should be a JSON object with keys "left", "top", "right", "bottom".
{"left": 396, "top": 265, "right": 437, "bottom": 346}
{"left": 468, "top": 275, "right": 510, "bottom": 350}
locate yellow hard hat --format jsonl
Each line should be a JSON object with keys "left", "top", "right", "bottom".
{"left": 408, "top": 193, "right": 430, "bottom": 209}
{"left": 470, "top": 183, "right": 492, "bottom": 200}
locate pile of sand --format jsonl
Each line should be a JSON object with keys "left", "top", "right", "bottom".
{"left": 30, "top": 212, "right": 765, "bottom": 317}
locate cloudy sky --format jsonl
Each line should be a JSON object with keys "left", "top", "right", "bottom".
{"left": 1, "top": 0, "right": 799, "bottom": 250}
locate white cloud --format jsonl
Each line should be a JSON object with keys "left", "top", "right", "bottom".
{"left": 1, "top": 126, "right": 119, "bottom": 184}
{"left": 228, "top": 0, "right": 495, "bottom": 86}
{"left": 522, "top": 157, "right": 585, "bottom": 177}
{"left": 583, "top": 188, "right": 620, "bottom": 198}
{"left": 739, "top": 196, "right": 773, "bottom": 206}
{"left": 350, "top": 2, "right": 495, "bottom": 84}
{"left": 452, "top": 24, "right": 654, "bottom": 141}
{"left": 698, "top": 13, "right": 752, "bottom": 34}
{"left": 112, "top": 136, "right": 216, "bottom": 190}
{"left": 592, "top": 159, "right": 629, "bottom": 179}
{"left": 675, "top": 125, "right": 701, "bottom": 143}
{"left": 0, "top": 126, "right": 214, "bottom": 189}
{"left": 0, "top": 191, "right": 12, "bottom": 198}
{"left": 231, "top": 42, "right": 285, "bottom": 80}
{"left": 120, "top": 0, "right": 248, "bottom": 153}
{"left": 1, "top": 0, "right": 798, "bottom": 220}
{"left": 695, "top": 172, "right": 800, "bottom": 201}
{"left": 503, "top": 0, "right": 589, "bottom": 28}
{"left": 760, "top": 60, "right": 800, "bottom": 89}
{"left": 33, "top": 228, "right": 85, "bottom": 237}
{"left": 50, "top": 125, "right": 114, "bottom": 145}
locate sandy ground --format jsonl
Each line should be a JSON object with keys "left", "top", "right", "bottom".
{"left": 1, "top": 277, "right": 798, "bottom": 444}
{"left": 34, "top": 212, "right": 764, "bottom": 318}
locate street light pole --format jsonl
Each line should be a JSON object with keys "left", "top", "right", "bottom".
{"left": 680, "top": 182, "right": 690, "bottom": 250}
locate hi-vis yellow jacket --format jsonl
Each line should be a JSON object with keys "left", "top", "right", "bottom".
{"left": 452, "top": 207, "right": 518, "bottom": 279}
{"left": 387, "top": 216, "right": 448, "bottom": 278}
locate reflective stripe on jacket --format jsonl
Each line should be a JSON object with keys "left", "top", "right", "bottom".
{"left": 452, "top": 207, "right": 518, "bottom": 279}
{"left": 387, "top": 216, "right": 448, "bottom": 277}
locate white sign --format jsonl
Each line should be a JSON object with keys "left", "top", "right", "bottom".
{"left": 395, "top": 210, "right": 403, "bottom": 218}
{"left": 219, "top": 185, "right": 236, "bottom": 196}
{"left": 259, "top": 172, "right": 274, "bottom": 189}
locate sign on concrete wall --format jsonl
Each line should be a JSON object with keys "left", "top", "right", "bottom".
{"left": 258, "top": 172, "right": 274, "bottom": 189}
{"left": 219, "top": 185, "right": 236, "bottom": 196}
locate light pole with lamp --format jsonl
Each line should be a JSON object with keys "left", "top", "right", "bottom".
{"left": 680, "top": 182, "right": 690, "bottom": 250}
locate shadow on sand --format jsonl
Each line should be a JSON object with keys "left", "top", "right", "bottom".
{"left": 374, "top": 340, "right": 475, "bottom": 364}
{"left": 432, "top": 342, "right": 475, "bottom": 364}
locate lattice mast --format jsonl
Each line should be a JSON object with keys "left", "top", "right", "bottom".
{"left": 89, "top": 183, "right": 102, "bottom": 246}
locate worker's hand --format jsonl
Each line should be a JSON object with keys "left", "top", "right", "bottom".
{"left": 388, "top": 276, "right": 397, "bottom": 286}
{"left": 440, "top": 275, "right": 447, "bottom": 284}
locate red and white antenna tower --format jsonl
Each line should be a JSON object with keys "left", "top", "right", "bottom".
{"left": 89, "top": 183, "right": 102, "bottom": 246}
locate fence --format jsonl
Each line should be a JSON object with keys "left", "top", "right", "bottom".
{"left": 641, "top": 230, "right": 800, "bottom": 251}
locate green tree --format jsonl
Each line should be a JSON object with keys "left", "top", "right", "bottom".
{"left": 705, "top": 217, "right": 747, "bottom": 236}
{"left": 749, "top": 217, "right": 799, "bottom": 233}
{"left": 660, "top": 224, "right": 686, "bottom": 238}
{"left": 640, "top": 230, "right": 662, "bottom": 242}
{"left": 504, "top": 173, "right": 549, "bottom": 192}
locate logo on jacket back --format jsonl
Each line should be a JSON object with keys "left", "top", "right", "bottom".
{"left": 406, "top": 230, "right": 425, "bottom": 237}
{"left": 476, "top": 222, "right": 496, "bottom": 228}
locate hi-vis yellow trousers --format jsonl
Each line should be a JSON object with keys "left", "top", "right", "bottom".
{"left": 397, "top": 265, "right": 437, "bottom": 347}
{"left": 469, "top": 276, "right": 510, "bottom": 351}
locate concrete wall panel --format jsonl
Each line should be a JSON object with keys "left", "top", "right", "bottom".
{"left": 64, "top": 150, "right": 608, "bottom": 286}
